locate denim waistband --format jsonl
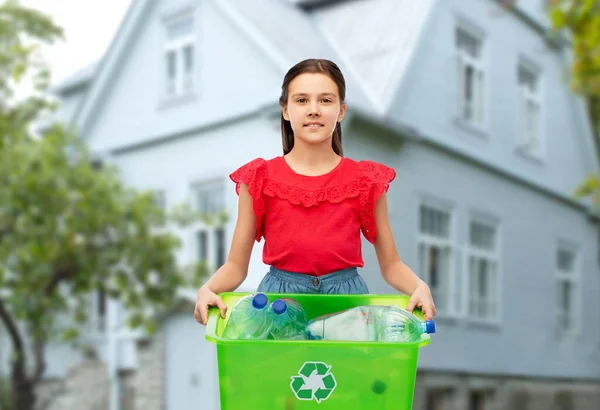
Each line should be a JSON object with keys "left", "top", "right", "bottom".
{"left": 268, "top": 266, "right": 359, "bottom": 285}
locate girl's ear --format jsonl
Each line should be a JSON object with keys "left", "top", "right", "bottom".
{"left": 337, "top": 103, "right": 347, "bottom": 122}
{"left": 282, "top": 105, "right": 290, "bottom": 121}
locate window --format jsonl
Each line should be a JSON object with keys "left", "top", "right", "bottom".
{"left": 193, "top": 180, "right": 227, "bottom": 272}
{"left": 163, "top": 14, "right": 195, "bottom": 98}
{"left": 197, "top": 230, "right": 208, "bottom": 261}
{"left": 153, "top": 190, "right": 166, "bottom": 210}
{"left": 509, "top": 390, "right": 531, "bottom": 410}
{"left": 469, "top": 390, "right": 494, "bottom": 410}
{"left": 195, "top": 180, "right": 225, "bottom": 216}
{"left": 518, "top": 64, "right": 542, "bottom": 156}
{"left": 214, "top": 226, "right": 226, "bottom": 268}
{"left": 552, "top": 392, "right": 574, "bottom": 410}
{"left": 97, "top": 290, "right": 106, "bottom": 332}
{"left": 426, "top": 388, "right": 454, "bottom": 410}
{"left": 88, "top": 290, "right": 106, "bottom": 333}
{"left": 467, "top": 219, "right": 499, "bottom": 322}
{"left": 456, "top": 26, "right": 485, "bottom": 128}
{"left": 418, "top": 203, "right": 454, "bottom": 315}
{"left": 556, "top": 246, "right": 578, "bottom": 336}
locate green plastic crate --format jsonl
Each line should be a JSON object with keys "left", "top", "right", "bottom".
{"left": 206, "top": 292, "right": 431, "bottom": 410}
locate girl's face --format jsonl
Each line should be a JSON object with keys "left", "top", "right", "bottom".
{"left": 282, "top": 73, "right": 347, "bottom": 150}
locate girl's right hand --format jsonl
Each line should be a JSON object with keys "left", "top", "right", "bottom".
{"left": 194, "top": 284, "right": 228, "bottom": 326}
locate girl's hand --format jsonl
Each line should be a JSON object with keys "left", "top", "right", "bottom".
{"left": 194, "top": 285, "right": 228, "bottom": 326}
{"left": 406, "top": 281, "right": 436, "bottom": 320}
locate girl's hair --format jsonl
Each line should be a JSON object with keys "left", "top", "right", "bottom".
{"left": 279, "top": 58, "right": 346, "bottom": 156}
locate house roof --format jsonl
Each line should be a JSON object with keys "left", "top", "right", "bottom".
{"left": 307, "top": 0, "right": 435, "bottom": 109}
{"left": 67, "top": 0, "right": 150, "bottom": 133}
{"left": 219, "top": 0, "right": 387, "bottom": 116}
{"left": 51, "top": 61, "right": 99, "bottom": 95}
{"left": 67, "top": 0, "right": 436, "bottom": 134}
{"left": 54, "top": 0, "right": 599, "bottom": 184}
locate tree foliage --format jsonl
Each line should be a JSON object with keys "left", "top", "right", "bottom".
{"left": 0, "top": 1, "right": 214, "bottom": 409}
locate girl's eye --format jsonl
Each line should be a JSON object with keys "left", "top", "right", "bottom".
{"left": 297, "top": 98, "right": 306, "bottom": 103}
{"left": 322, "top": 99, "right": 332, "bottom": 103}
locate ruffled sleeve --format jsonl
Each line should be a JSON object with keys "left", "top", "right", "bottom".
{"left": 357, "top": 160, "right": 396, "bottom": 244}
{"left": 229, "top": 158, "right": 267, "bottom": 242}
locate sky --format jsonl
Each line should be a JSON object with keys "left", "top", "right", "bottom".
{"left": 20, "top": 0, "right": 132, "bottom": 87}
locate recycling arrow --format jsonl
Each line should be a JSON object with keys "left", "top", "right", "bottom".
{"left": 290, "top": 361, "right": 337, "bottom": 403}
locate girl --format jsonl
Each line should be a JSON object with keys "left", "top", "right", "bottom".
{"left": 194, "top": 59, "right": 436, "bottom": 325}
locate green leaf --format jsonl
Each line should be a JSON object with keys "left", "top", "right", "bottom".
{"left": 61, "top": 328, "right": 79, "bottom": 342}
{"left": 573, "top": 174, "right": 599, "bottom": 201}
{"left": 551, "top": 7, "right": 566, "bottom": 27}
{"left": 11, "top": 61, "right": 26, "bottom": 82}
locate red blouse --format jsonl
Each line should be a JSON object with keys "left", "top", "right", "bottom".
{"left": 229, "top": 156, "right": 396, "bottom": 276}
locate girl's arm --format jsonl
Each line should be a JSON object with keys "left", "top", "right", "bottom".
{"left": 202, "top": 183, "right": 256, "bottom": 292}
{"left": 194, "top": 183, "right": 256, "bottom": 324}
{"left": 373, "top": 193, "right": 421, "bottom": 293}
{"left": 373, "top": 193, "right": 436, "bottom": 318}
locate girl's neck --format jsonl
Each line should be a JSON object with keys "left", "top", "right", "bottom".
{"left": 284, "top": 143, "right": 341, "bottom": 176}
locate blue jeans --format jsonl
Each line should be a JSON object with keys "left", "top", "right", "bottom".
{"left": 257, "top": 266, "right": 369, "bottom": 294}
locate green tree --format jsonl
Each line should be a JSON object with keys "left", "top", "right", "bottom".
{"left": 548, "top": 0, "right": 600, "bottom": 206}
{"left": 500, "top": 0, "right": 600, "bottom": 206}
{"left": 0, "top": 1, "right": 211, "bottom": 409}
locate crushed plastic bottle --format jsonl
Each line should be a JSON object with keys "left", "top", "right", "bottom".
{"left": 222, "top": 293, "right": 272, "bottom": 340}
{"left": 306, "top": 305, "right": 435, "bottom": 343}
{"left": 306, "top": 306, "right": 376, "bottom": 341}
{"left": 268, "top": 298, "right": 308, "bottom": 340}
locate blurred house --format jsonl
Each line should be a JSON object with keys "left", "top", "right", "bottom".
{"left": 9, "top": 0, "right": 600, "bottom": 409}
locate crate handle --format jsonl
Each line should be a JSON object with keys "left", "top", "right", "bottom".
{"left": 205, "top": 306, "right": 222, "bottom": 343}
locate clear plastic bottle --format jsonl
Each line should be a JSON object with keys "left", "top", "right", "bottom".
{"left": 268, "top": 298, "right": 308, "bottom": 340}
{"left": 306, "top": 306, "right": 376, "bottom": 341}
{"left": 306, "top": 305, "right": 435, "bottom": 342}
{"left": 222, "top": 293, "right": 272, "bottom": 340}
{"left": 374, "top": 306, "right": 436, "bottom": 342}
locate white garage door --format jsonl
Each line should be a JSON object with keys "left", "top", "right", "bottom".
{"left": 164, "top": 313, "right": 220, "bottom": 410}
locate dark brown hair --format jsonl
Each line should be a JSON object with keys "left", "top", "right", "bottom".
{"left": 279, "top": 59, "right": 346, "bottom": 156}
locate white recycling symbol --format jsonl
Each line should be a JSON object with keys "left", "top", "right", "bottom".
{"left": 290, "top": 361, "right": 337, "bottom": 403}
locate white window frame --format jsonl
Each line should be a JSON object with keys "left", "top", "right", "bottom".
{"left": 465, "top": 216, "right": 501, "bottom": 324}
{"left": 190, "top": 179, "right": 228, "bottom": 274}
{"left": 555, "top": 243, "right": 580, "bottom": 338}
{"left": 455, "top": 23, "right": 486, "bottom": 131}
{"left": 162, "top": 12, "right": 196, "bottom": 99}
{"left": 153, "top": 189, "right": 166, "bottom": 210}
{"left": 517, "top": 61, "right": 543, "bottom": 159}
{"left": 87, "top": 289, "right": 107, "bottom": 335}
{"left": 417, "top": 199, "right": 457, "bottom": 318}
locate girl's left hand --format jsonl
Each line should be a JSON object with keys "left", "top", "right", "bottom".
{"left": 406, "top": 281, "right": 436, "bottom": 320}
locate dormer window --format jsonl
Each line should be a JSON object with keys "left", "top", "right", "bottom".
{"left": 163, "top": 15, "right": 195, "bottom": 98}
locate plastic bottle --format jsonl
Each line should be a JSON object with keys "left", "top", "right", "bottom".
{"left": 306, "top": 305, "right": 435, "bottom": 342}
{"left": 306, "top": 306, "right": 376, "bottom": 341}
{"left": 374, "top": 305, "right": 436, "bottom": 342}
{"left": 222, "top": 293, "right": 272, "bottom": 340}
{"left": 268, "top": 298, "right": 308, "bottom": 340}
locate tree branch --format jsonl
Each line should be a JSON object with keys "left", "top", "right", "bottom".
{"left": 44, "top": 262, "right": 77, "bottom": 295}
{"left": 0, "top": 296, "right": 24, "bottom": 354}
{"left": 0, "top": 295, "right": 28, "bottom": 385}
{"left": 31, "top": 263, "right": 79, "bottom": 382}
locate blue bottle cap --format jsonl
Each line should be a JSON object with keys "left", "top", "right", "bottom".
{"left": 424, "top": 320, "right": 436, "bottom": 334}
{"left": 252, "top": 293, "right": 268, "bottom": 309}
{"left": 271, "top": 299, "right": 288, "bottom": 315}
